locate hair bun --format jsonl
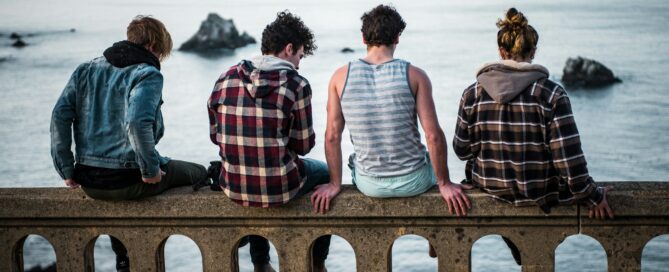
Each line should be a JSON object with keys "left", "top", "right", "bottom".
{"left": 496, "top": 7, "right": 528, "bottom": 30}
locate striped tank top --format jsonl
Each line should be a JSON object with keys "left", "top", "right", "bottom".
{"left": 341, "top": 59, "right": 427, "bottom": 177}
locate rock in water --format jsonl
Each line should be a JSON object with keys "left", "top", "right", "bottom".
{"left": 26, "top": 263, "right": 57, "bottom": 272}
{"left": 12, "top": 38, "right": 27, "bottom": 47}
{"left": 561, "top": 56, "right": 621, "bottom": 88}
{"left": 10, "top": 32, "right": 21, "bottom": 39}
{"left": 179, "top": 13, "right": 256, "bottom": 53}
{"left": 341, "top": 47, "right": 354, "bottom": 53}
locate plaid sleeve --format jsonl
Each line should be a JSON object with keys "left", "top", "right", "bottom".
{"left": 287, "top": 82, "right": 315, "bottom": 156}
{"left": 453, "top": 87, "right": 474, "bottom": 161}
{"left": 207, "top": 87, "right": 221, "bottom": 146}
{"left": 549, "top": 93, "right": 603, "bottom": 207}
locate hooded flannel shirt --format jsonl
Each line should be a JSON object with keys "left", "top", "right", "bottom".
{"left": 453, "top": 60, "right": 603, "bottom": 213}
{"left": 208, "top": 56, "right": 315, "bottom": 207}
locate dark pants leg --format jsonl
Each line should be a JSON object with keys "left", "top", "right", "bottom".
{"left": 81, "top": 160, "right": 208, "bottom": 200}
{"left": 248, "top": 235, "right": 271, "bottom": 265}
{"left": 110, "top": 236, "right": 127, "bottom": 256}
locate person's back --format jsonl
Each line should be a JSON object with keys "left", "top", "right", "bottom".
{"left": 208, "top": 11, "right": 330, "bottom": 272}
{"left": 318, "top": 4, "right": 470, "bottom": 216}
{"left": 209, "top": 56, "right": 312, "bottom": 207}
{"left": 341, "top": 58, "right": 426, "bottom": 177}
{"left": 453, "top": 8, "right": 613, "bottom": 219}
{"left": 50, "top": 16, "right": 209, "bottom": 272}
{"left": 61, "top": 51, "right": 164, "bottom": 176}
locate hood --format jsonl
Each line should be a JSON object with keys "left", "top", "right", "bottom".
{"left": 250, "top": 55, "right": 296, "bottom": 71}
{"left": 103, "top": 41, "right": 160, "bottom": 70}
{"left": 476, "top": 60, "right": 549, "bottom": 103}
{"left": 237, "top": 55, "right": 297, "bottom": 98}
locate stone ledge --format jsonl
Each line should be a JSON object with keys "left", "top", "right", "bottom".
{"left": 0, "top": 182, "right": 666, "bottom": 219}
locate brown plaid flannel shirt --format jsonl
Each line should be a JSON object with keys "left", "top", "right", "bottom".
{"left": 453, "top": 78, "right": 603, "bottom": 213}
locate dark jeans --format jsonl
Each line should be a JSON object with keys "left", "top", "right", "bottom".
{"left": 78, "top": 160, "right": 208, "bottom": 257}
{"left": 80, "top": 160, "right": 208, "bottom": 200}
{"left": 248, "top": 158, "right": 332, "bottom": 264}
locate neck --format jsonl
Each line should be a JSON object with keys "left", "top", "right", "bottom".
{"left": 503, "top": 57, "right": 532, "bottom": 63}
{"left": 363, "top": 45, "right": 395, "bottom": 64}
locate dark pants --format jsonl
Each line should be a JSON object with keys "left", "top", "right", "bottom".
{"left": 248, "top": 158, "right": 332, "bottom": 264}
{"left": 79, "top": 160, "right": 208, "bottom": 257}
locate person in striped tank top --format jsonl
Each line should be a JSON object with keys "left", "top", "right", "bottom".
{"left": 310, "top": 5, "right": 472, "bottom": 221}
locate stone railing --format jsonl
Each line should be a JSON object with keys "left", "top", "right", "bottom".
{"left": 1, "top": 182, "right": 667, "bottom": 271}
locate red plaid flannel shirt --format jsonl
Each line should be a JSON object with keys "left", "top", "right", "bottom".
{"left": 208, "top": 60, "right": 315, "bottom": 207}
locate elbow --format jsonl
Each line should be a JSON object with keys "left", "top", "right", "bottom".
{"left": 325, "top": 133, "right": 341, "bottom": 145}
{"left": 325, "top": 129, "right": 342, "bottom": 148}
{"left": 424, "top": 130, "right": 445, "bottom": 147}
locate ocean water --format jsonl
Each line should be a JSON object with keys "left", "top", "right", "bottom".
{"left": 1, "top": 0, "right": 668, "bottom": 271}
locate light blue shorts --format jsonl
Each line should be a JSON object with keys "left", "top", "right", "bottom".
{"left": 349, "top": 154, "right": 437, "bottom": 198}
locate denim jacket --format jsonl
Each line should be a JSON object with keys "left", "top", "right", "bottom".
{"left": 51, "top": 52, "right": 168, "bottom": 180}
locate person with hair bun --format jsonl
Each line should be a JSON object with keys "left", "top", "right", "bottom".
{"left": 453, "top": 7, "right": 614, "bottom": 224}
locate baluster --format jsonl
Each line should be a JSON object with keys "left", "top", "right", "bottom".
{"left": 2, "top": 232, "right": 20, "bottom": 272}
{"left": 433, "top": 229, "right": 473, "bottom": 272}
{"left": 582, "top": 226, "right": 657, "bottom": 271}
{"left": 513, "top": 231, "right": 564, "bottom": 272}
{"left": 271, "top": 228, "right": 310, "bottom": 272}
{"left": 344, "top": 228, "right": 392, "bottom": 272}
{"left": 121, "top": 230, "right": 164, "bottom": 272}
{"left": 51, "top": 230, "right": 89, "bottom": 272}
{"left": 191, "top": 229, "right": 241, "bottom": 272}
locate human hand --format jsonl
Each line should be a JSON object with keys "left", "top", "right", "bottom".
{"left": 438, "top": 182, "right": 473, "bottom": 216}
{"left": 310, "top": 183, "right": 341, "bottom": 214}
{"left": 589, "top": 187, "right": 614, "bottom": 220}
{"left": 64, "top": 179, "right": 80, "bottom": 189}
{"left": 142, "top": 170, "right": 165, "bottom": 184}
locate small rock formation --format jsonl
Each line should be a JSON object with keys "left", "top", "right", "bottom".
{"left": 179, "top": 13, "right": 256, "bottom": 53}
{"left": 10, "top": 32, "right": 21, "bottom": 39}
{"left": 70, "top": 28, "right": 76, "bottom": 33}
{"left": 341, "top": 47, "right": 354, "bottom": 53}
{"left": 562, "top": 56, "right": 621, "bottom": 88}
{"left": 26, "top": 263, "right": 57, "bottom": 272}
{"left": 12, "top": 38, "right": 27, "bottom": 47}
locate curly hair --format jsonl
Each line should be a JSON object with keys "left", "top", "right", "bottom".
{"left": 361, "top": 5, "right": 406, "bottom": 47}
{"left": 261, "top": 11, "right": 316, "bottom": 56}
{"left": 496, "top": 8, "right": 539, "bottom": 59}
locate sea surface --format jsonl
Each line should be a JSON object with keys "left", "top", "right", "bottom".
{"left": 1, "top": 0, "right": 668, "bottom": 271}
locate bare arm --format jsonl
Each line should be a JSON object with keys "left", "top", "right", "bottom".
{"left": 311, "top": 65, "right": 347, "bottom": 214}
{"left": 411, "top": 65, "right": 472, "bottom": 216}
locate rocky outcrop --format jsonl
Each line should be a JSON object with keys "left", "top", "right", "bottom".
{"left": 26, "top": 263, "right": 57, "bottom": 272}
{"left": 179, "top": 13, "right": 255, "bottom": 53}
{"left": 12, "top": 38, "right": 27, "bottom": 47}
{"left": 562, "top": 57, "right": 621, "bottom": 88}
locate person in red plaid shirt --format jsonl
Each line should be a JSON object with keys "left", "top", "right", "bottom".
{"left": 207, "top": 11, "right": 330, "bottom": 272}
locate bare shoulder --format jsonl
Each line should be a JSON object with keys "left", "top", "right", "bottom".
{"left": 407, "top": 64, "right": 432, "bottom": 94}
{"left": 329, "top": 64, "right": 350, "bottom": 96}
{"left": 330, "top": 64, "right": 349, "bottom": 84}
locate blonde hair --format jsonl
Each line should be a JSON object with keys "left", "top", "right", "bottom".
{"left": 496, "top": 8, "right": 538, "bottom": 59}
{"left": 126, "top": 15, "right": 173, "bottom": 61}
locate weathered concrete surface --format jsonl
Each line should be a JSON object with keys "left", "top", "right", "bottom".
{"left": 0, "top": 182, "right": 667, "bottom": 271}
